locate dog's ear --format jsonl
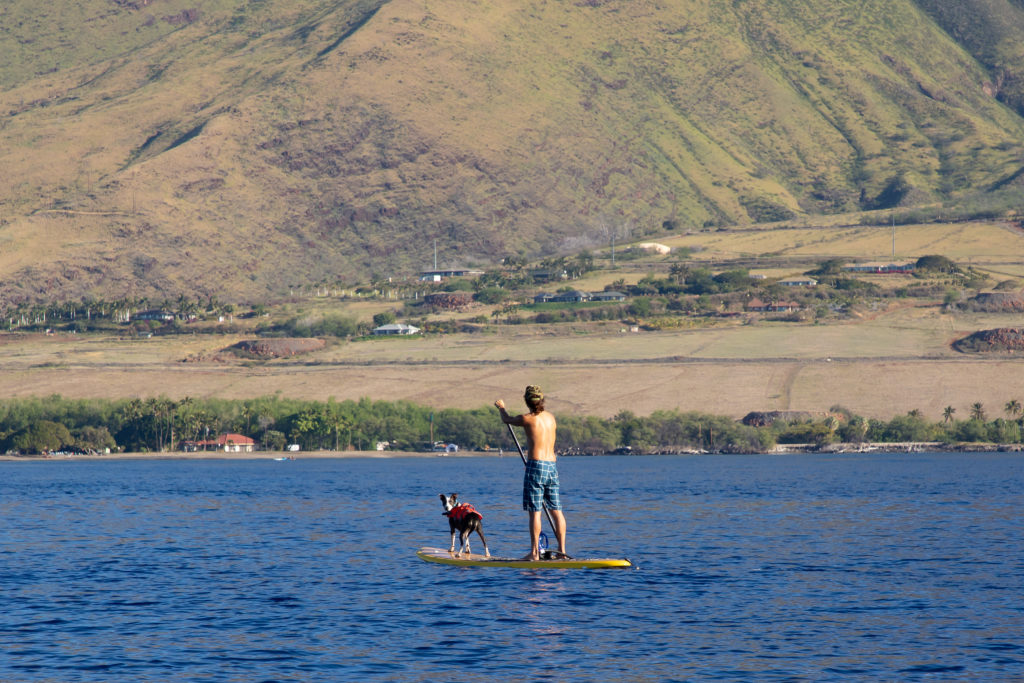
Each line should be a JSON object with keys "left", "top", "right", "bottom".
{"left": 452, "top": 493, "right": 458, "bottom": 501}
{"left": 439, "top": 493, "right": 446, "bottom": 502}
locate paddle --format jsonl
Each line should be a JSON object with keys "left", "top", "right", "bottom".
{"left": 504, "top": 422, "right": 558, "bottom": 540}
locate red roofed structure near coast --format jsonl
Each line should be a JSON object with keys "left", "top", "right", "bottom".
{"left": 182, "top": 433, "right": 256, "bottom": 453}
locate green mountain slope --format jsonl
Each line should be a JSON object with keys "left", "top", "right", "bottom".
{"left": 1, "top": 0, "right": 1023, "bottom": 303}
{"left": 913, "top": 0, "right": 1024, "bottom": 117}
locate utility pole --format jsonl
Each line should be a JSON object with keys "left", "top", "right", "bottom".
{"left": 892, "top": 214, "right": 896, "bottom": 260}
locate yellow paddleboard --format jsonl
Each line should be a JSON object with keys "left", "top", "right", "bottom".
{"left": 416, "top": 547, "right": 633, "bottom": 569}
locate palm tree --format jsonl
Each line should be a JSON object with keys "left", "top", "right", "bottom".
{"left": 942, "top": 406, "right": 956, "bottom": 424}
{"left": 293, "top": 408, "right": 324, "bottom": 450}
{"left": 849, "top": 416, "right": 868, "bottom": 443}
{"left": 1004, "top": 399, "right": 1022, "bottom": 420}
{"left": 970, "top": 402, "right": 987, "bottom": 422}
{"left": 239, "top": 403, "right": 253, "bottom": 435}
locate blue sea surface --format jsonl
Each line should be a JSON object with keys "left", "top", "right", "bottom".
{"left": 1, "top": 453, "right": 1022, "bottom": 681}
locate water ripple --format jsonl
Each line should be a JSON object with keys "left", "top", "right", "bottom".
{"left": 1, "top": 454, "right": 1022, "bottom": 680}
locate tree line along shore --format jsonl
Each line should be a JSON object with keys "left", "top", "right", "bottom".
{"left": 2, "top": 396, "right": 1024, "bottom": 457}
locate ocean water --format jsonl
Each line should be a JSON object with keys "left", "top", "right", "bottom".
{"left": 1, "top": 453, "right": 1022, "bottom": 682}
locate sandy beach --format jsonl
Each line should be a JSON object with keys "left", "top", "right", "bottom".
{"left": 0, "top": 449, "right": 505, "bottom": 462}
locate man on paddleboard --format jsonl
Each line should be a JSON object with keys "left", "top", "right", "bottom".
{"left": 495, "top": 385, "right": 568, "bottom": 561}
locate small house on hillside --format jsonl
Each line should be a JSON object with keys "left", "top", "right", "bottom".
{"left": 746, "top": 298, "right": 770, "bottom": 312}
{"left": 746, "top": 299, "right": 802, "bottom": 313}
{"left": 843, "top": 262, "right": 915, "bottom": 274}
{"left": 551, "top": 290, "right": 591, "bottom": 303}
{"left": 536, "top": 290, "right": 625, "bottom": 303}
{"left": 530, "top": 269, "right": 568, "bottom": 282}
{"left": 591, "top": 291, "right": 627, "bottom": 302}
{"left": 778, "top": 277, "right": 818, "bottom": 287}
{"left": 373, "top": 323, "right": 421, "bottom": 335}
{"left": 419, "top": 268, "right": 484, "bottom": 281}
{"left": 136, "top": 309, "right": 175, "bottom": 322}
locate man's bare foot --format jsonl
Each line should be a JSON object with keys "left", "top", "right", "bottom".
{"left": 520, "top": 552, "right": 540, "bottom": 561}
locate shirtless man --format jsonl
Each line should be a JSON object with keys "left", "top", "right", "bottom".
{"left": 495, "top": 385, "right": 568, "bottom": 560}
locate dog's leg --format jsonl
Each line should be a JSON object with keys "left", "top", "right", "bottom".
{"left": 476, "top": 525, "right": 490, "bottom": 557}
{"left": 459, "top": 529, "right": 471, "bottom": 557}
{"left": 449, "top": 528, "right": 457, "bottom": 554}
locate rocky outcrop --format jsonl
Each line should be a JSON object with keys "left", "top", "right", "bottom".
{"left": 423, "top": 292, "right": 473, "bottom": 310}
{"left": 229, "top": 338, "right": 326, "bottom": 358}
{"left": 953, "top": 328, "right": 1024, "bottom": 354}
{"left": 965, "top": 292, "right": 1024, "bottom": 312}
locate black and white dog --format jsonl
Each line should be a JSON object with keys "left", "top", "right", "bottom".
{"left": 439, "top": 493, "right": 489, "bottom": 557}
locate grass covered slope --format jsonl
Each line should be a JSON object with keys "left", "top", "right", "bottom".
{"left": 1, "top": 0, "right": 1023, "bottom": 303}
{"left": 913, "top": 0, "right": 1024, "bottom": 118}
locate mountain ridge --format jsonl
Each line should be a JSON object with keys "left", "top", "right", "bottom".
{"left": 1, "top": 0, "right": 1023, "bottom": 303}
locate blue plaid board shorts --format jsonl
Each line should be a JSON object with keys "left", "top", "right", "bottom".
{"left": 523, "top": 460, "right": 562, "bottom": 512}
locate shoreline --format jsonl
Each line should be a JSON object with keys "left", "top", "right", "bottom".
{"left": 2, "top": 443, "right": 1023, "bottom": 462}
{"left": 0, "top": 449, "right": 511, "bottom": 462}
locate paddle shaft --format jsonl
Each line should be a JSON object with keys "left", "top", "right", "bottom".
{"left": 505, "top": 422, "right": 558, "bottom": 534}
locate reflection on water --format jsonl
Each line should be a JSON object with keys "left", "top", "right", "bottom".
{"left": 1, "top": 454, "right": 1022, "bottom": 681}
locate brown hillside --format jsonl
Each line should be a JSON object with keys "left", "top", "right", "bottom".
{"left": 2, "top": 0, "right": 1024, "bottom": 303}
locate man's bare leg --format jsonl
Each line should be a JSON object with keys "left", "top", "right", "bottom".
{"left": 551, "top": 509, "right": 567, "bottom": 557}
{"left": 523, "top": 511, "right": 542, "bottom": 560}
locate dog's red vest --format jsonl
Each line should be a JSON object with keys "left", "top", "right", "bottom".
{"left": 445, "top": 503, "right": 481, "bottom": 521}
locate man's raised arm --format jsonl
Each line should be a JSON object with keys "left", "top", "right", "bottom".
{"left": 494, "top": 399, "right": 525, "bottom": 426}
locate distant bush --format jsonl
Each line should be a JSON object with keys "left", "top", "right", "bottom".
{"left": 442, "top": 279, "right": 474, "bottom": 292}
{"left": 267, "top": 313, "right": 359, "bottom": 338}
{"left": 916, "top": 255, "right": 958, "bottom": 273}
{"left": 739, "top": 195, "right": 796, "bottom": 223}
{"left": 74, "top": 426, "right": 117, "bottom": 452}
{"left": 473, "top": 287, "right": 509, "bottom": 305}
{"left": 2, "top": 420, "right": 74, "bottom": 454}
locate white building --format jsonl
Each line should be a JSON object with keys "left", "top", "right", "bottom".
{"left": 373, "top": 323, "right": 421, "bottom": 335}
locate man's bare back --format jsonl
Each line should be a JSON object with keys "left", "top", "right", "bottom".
{"left": 496, "top": 404, "right": 557, "bottom": 461}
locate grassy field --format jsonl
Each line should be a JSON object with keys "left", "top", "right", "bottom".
{"left": 2, "top": 338, "right": 1021, "bottom": 422}
{"left": 658, "top": 220, "right": 1024, "bottom": 266}
{"left": 4, "top": 219, "right": 1024, "bottom": 422}
{"left": 4, "top": 297, "right": 1024, "bottom": 422}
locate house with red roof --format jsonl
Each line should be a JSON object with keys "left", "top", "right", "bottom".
{"left": 182, "top": 433, "right": 256, "bottom": 453}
